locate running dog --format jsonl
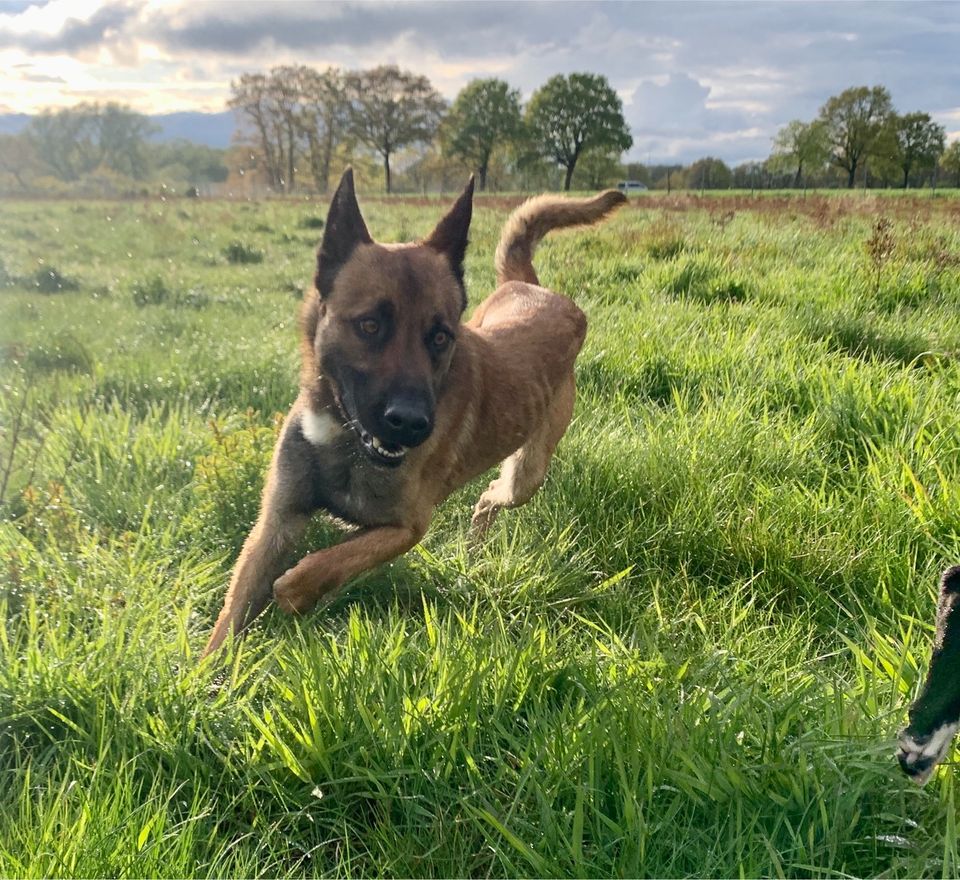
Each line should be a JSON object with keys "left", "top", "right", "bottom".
{"left": 203, "top": 170, "right": 626, "bottom": 655}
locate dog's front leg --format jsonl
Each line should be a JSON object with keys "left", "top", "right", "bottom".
{"left": 273, "top": 521, "right": 428, "bottom": 615}
{"left": 203, "top": 509, "right": 309, "bottom": 657}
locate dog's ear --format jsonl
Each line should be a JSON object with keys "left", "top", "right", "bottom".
{"left": 424, "top": 176, "right": 474, "bottom": 288}
{"left": 315, "top": 168, "right": 372, "bottom": 297}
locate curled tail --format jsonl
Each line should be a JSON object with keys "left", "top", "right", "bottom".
{"left": 494, "top": 190, "right": 627, "bottom": 286}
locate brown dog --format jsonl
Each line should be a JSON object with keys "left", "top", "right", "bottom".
{"left": 203, "top": 170, "right": 626, "bottom": 656}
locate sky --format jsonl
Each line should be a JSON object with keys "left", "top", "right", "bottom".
{"left": 1, "top": 0, "right": 958, "bottom": 166}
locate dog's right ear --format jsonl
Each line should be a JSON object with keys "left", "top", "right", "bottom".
{"left": 315, "top": 168, "right": 372, "bottom": 297}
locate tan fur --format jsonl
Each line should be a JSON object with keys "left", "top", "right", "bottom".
{"left": 494, "top": 190, "right": 628, "bottom": 286}
{"left": 203, "top": 178, "right": 626, "bottom": 657}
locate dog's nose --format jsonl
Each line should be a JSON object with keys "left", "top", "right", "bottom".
{"left": 382, "top": 395, "right": 433, "bottom": 446}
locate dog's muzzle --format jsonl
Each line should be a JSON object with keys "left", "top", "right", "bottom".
{"left": 380, "top": 392, "right": 433, "bottom": 448}
{"left": 334, "top": 387, "right": 432, "bottom": 469}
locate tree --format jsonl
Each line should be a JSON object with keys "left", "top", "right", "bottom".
{"left": 148, "top": 140, "right": 228, "bottom": 186}
{"left": 733, "top": 161, "right": 771, "bottom": 190}
{"left": 265, "top": 65, "right": 306, "bottom": 192}
{"left": 941, "top": 140, "right": 960, "bottom": 188}
{"left": 885, "top": 112, "right": 946, "bottom": 188}
{"left": 229, "top": 73, "right": 284, "bottom": 189}
{"left": 525, "top": 72, "right": 633, "bottom": 191}
{"left": 345, "top": 65, "right": 446, "bottom": 193}
{"left": 687, "top": 157, "right": 732, "bottom": 190}
{"left": 0, "top": 132, "right": 40, "bottom": 190}
{"left": 25, "top": 102, "right": 156, "bottom": 182}
{"left": 442, "top": 78, "right": 522, "bottom": 191}
{"left": 622, "top": 162, "right": 652, "bottom": 186}
{"left": 297, "top": 66, "right": 350, "bottom": 194}
{"left": 574, "top": 150, "right": 622, "bottom": 189}
{"left": 817, "top": 85, "right": 893, "bottom": 188}
{"left": 770, "top": 119, "right": 828, "bottom": 188}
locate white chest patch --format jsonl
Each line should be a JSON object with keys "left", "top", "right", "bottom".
{"left": 300, "top": 407, "right": 341, "bottom": 447}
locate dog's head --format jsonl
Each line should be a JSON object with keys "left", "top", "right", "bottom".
{"left": 304, "top": 168, "right": 473, "bottom": 468}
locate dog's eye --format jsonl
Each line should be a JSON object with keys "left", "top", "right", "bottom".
{"left": 358, "top": 318, "right": 379, "bottom": 336}
{"left": 430, "top": 330, "right": 451, "bottom": 350}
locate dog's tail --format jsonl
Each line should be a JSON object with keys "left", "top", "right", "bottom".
{"left": 494, "top": 190, "right": 627, "bottom": 286}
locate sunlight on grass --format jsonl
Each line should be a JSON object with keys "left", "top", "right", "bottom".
{"left": 1, "top": 191, "right": 960, "bottom": 876}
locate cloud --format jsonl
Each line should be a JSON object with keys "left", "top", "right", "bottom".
{"left": 0, "top": 1, "right": 143, "bottom": 53}
{"left": 143, "top": 1, "right": 582, "bottom": 58}
{"left": 19, "top": 72, "right": 65, "bottom": 82}
{"left": 0, "top": 1, "right": 958, "bottom": 164}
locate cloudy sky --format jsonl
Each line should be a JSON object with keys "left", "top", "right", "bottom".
{"left": 1, "top": 0, "right": 958, "bottom": 165}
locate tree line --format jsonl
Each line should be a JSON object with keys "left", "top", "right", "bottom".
{"left": 0, "top": 101, "right": 228, "bottom": 196}
{"left": 1, "top": 75, "right": 957, "bottom": 197}
{"left": 768, "top": 85, "right": 956, "bottom": 189}
{"left": 227, "top": 64, "right": 633, "bottom": 194}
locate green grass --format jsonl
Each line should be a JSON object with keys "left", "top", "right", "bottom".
{"left": 2, "top": 190, "right": 960, "bottom": 877}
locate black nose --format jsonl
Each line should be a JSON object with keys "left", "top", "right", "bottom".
{"left": 381, "top": 394, "right": 433, "bottom": 447}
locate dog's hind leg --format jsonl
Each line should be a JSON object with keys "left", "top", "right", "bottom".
{"left": 470, "top": 374, "right": 576, "bottom": 538}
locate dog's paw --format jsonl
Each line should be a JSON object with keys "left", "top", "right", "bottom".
{"left": 469, "top": 500, "right": 500, "bottom": 539}
{"left": 273, "top": 568, "right": 318, "bottom": 616}
{"left": 897, "top": 721, "right": 959, "bottom": 785}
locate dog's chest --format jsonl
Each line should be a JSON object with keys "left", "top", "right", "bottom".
{"left": 288, "top": 408, "right": 407, "bottom": 526}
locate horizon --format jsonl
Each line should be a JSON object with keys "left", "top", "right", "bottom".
{"left": 1, "top": 0, "right": 958, "bottom": 166}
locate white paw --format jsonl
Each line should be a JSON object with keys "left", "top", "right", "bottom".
{"left": 897, "top": 721, "right": 959, "bottom": 785}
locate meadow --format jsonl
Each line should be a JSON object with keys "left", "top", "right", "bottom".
{"left": 2, "top": 188, "right": 960, "bottom": 878}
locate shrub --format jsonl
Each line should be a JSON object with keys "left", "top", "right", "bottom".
{"left": 23, "top": 332, "right": 94, "bottom": 374}
{"left": 32, "top": 266, "right": 79, "bottom": 293}
{"left": 130, "top": 275, "right": 172, "bottom": 307}
{"left": 299, "top": 215, "right": 325, "bottom": 229}
{"left": 223, "top": 241, "right": 265, "bottom": 264}
{"left": 185, "top": 412, "right": 280, "bottom": 552}
{"left": 176, "top": 287, "right": 211, "bottom": 309}
{"left": 131, "top": 276, "right": 211, "bottom": 309}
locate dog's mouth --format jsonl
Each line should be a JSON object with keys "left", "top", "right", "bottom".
{"left": 333, "top": 390, "right": 407, "bottom": 468}
{"left": 355, "top": 425, "right": 407, "bottom": 467}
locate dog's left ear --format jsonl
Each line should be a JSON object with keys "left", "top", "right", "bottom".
{"left": 424, "top": 176, "right": 474, "bottom": 288}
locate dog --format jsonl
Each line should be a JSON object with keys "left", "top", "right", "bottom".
{"left": 203, "top": 169, "right": 626, "bottom": 656}
{"left": 897, "top": 565, "right": 960, "bottom": 784}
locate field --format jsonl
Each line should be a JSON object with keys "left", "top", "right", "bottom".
{"left": 3, "top": 189, "right": 960, "bottom": 877}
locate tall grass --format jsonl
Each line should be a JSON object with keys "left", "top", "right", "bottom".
{"left": 1, "top": 191, "right": 960, "bottom": 876}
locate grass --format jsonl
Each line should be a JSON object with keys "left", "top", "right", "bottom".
{"left": 2, "top": 190, "right": 960, "bottom": 877}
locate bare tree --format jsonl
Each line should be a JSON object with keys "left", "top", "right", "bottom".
{"left": 266, "top": 66, "right": 305, "bottom": 192}
{"left": 346, "top": 65, "right": 446, "bottom": 193}
{"left": 229, "top": 73, "right": 283, "bottom": 190}
{"left": 297, "top": 66, "right": 350, "bottom": 194}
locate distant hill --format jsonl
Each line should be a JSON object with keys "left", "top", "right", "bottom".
{"left": 148, "top": 111, "right": 235, "bottom": 148}
{"left": 0, "top": 113, "right": 29, "bottom": 136}
{"left": 0, "top": 110, "right": 236, "bottom": 149}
